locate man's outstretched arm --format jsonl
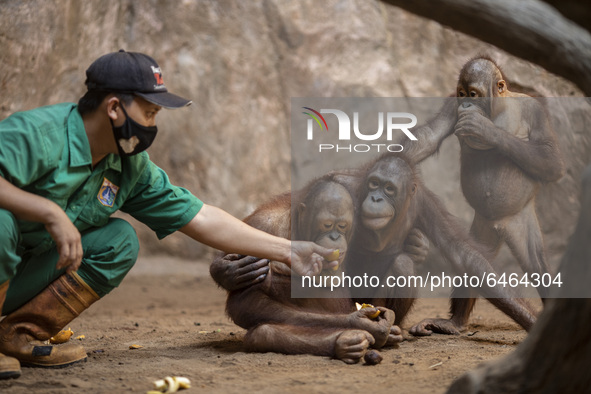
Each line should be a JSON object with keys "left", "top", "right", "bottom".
{"left": 179, "top": 204, "right": 336, "bottom": 277}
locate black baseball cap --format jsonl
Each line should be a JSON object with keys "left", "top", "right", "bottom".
{"left": 85, "top": 49, "right": 192, "bottom": 109}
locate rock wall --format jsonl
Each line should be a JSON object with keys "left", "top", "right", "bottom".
{"left": 1, "top": 0, "right": 589, "bottom": 266}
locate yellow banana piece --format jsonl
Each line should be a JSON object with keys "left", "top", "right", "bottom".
{"left": 49, "top": 327, "right": 74, "bottom": 344}
{"left": 164, "top": 377, "right": 179, "bottom": 393}
{"left": 355, "top": 302, "right": 381, "bottom": 319}
{"left": 326, "top": 249, "right": 340, "bottom": 271}
{"left": 326, "top": 249, "right": 340, "bottom": 261}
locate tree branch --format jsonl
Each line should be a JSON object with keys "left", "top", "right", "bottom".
{"left": 380, "top": 0, "right": 591, "bottom": 95}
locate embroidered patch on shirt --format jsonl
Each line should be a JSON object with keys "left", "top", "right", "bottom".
{"left": 97, "top": 177, "right": 119, "bottom": 207}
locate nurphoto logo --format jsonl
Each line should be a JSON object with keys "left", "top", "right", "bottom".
{"left": 303, "top": 106, "right": 417, "bottom": 153}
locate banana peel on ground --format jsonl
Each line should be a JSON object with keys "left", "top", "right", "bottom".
{"left": 150, "top": 376, "right": 191, "bottom": 393}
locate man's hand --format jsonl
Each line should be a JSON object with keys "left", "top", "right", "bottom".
{"left": 0, "top": 176, "right": 83, "bottom": 273}
{"left": 290, "top": 241, "right": 337, "bottom": 277}
{"left": 44, "top": 207, "right": 83, "bottom": 273}
{"left": 210, "top": 254, "right": 269, "bottom": 291}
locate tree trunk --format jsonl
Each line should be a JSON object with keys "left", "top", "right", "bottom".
{"left": 447, "top": 164, "right": 591, "bottom": 393}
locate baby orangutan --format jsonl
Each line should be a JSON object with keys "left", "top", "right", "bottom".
{"left": 211, "top": 174, "right": 411, "bottom": 364}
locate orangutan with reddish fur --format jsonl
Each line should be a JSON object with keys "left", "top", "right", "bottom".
{"left": 404, "top": 56, "right": 565, "bottom": 336}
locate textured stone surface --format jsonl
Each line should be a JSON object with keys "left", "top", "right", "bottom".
{"left": 1, "top": 0, "right": 588, "bottom": 264}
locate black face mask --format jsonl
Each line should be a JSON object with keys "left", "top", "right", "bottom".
{"left": 110, "top": 104, "right": 158, "bottom": 156}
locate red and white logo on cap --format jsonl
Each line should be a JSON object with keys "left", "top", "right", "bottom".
{"left": 150, "top": 66, "right": 166, "bottom": 90}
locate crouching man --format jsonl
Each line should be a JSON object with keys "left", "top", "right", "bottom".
{"left": 0, "top": 50, "right": 333, "bottom": 379}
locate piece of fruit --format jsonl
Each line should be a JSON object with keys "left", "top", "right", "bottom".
{"left": 326, "top": 249, "right": 340, "bottom": 261}
{"left": 153, "top": 376, "right": 191, "bottom": 393}
{"left": 129, "top": 344, "right": 143, "bottom": 349}
{"left": 364, "top": 349, "right": 383, "bottom": 365}
{"left": 325, "top": 249, "right": 340, "bottom": 271}
{"left": 355, "top": 302, "right": 381, "bottom": 319}
{"left": 49, "top": 327, "right": 74, "bottom": 344}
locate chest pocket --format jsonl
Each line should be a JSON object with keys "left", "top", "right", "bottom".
{"left": 76, "top": 180, "right": 121, "bottom": 228}
{"left": 77, "top": 200, "right": 112, "bottom": 228}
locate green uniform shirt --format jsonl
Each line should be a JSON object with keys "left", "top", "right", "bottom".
{"left": 0, "top": 103, "right": 203, "bottom": 255}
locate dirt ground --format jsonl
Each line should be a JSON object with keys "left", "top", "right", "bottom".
{"left": 0, "top": 256, "right": 532, "bottom": 394}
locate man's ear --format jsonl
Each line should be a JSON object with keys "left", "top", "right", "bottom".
{"left": 106, "top": 96, "right": 120, "bottom": 122}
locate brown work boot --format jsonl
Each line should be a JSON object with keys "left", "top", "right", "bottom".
{"left": 0, "top": 353, "right": 20, "bottom": 379}
{"left": 0, "top": 272, "right": 100, "bottom": 368}
{"left": 0, "top": 281, "right": 21, "bottom": 379}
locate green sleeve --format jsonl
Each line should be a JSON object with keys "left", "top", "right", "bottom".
{"left": 120, "top": 160, "right": 203, "bottom": 239}
{"left": 0, "top": 112, "right": 53, "bottom": 187}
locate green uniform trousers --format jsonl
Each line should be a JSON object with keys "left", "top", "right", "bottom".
{"left": 0, "top": 208, "right": 139, "bottom": 315}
